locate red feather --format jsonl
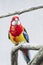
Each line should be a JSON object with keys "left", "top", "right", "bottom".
{"left": 10, "top": 24, "right": 24, "bottom": 37}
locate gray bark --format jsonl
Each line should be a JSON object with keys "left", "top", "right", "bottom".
{"left": 28, "top": 48, "right": 43, "bottom": 65}
{"left": 11, "top": 43, "right": 43, "bottom": 65}
{"left": 11, "top": 49, "right": 18, "bottom": 65}
{"left": 11, "top": 43, "right": 43, "bottom": 53}
{"left": 0, "top": 5, "right": 43, "bottom": 18}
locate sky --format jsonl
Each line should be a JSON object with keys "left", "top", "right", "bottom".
{"left": 0, "top": 0, "right": 43, "bottom": 65}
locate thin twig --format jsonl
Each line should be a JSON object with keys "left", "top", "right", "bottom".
{"left": 0, "top": 5, "right": 43, "bottom": 18}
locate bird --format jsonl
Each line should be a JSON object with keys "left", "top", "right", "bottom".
{"left": 8, "top": 15, "right": 30, "bottom": 63}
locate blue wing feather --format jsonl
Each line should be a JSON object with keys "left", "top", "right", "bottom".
{"left": 23, "top": 28, "right": 29, "bottom": 42}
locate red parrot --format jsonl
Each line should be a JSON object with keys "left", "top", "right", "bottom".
{"left": 8, "top": 16, "right": 30, "bottom": 63}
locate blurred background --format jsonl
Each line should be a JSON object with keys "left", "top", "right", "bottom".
{"left": 0, "top": 0, "right": 43, "bottom": 65}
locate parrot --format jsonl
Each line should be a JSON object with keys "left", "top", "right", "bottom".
{"left": 8, "top": 16, "right": 30, "bottom": 63}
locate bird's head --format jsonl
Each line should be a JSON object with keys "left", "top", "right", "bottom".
{"left": 11, "top": 16, "right": 20, "bottom": 26}
{"left": 10, "top": 16, "right": 24, "bottom": 37}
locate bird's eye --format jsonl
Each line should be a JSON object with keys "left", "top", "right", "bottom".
{"left": 12, "top": 21, "right": 16, "bottom": 25}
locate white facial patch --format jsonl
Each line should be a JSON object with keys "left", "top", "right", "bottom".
{"left": 12, "top": 18, "right": 20, "bottom": 25}
{"left": 12, "top": 21, "right": 16, "bottom": 25}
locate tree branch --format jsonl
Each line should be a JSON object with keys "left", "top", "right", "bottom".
{"left": 11, "top": 50, "right": 18, "bottom": 65}
{"left": 11, "top": 43, "right": 43, "bottom": 65}
{"left": 0, "top": 5, "right": 43, "bottom": 18}
{"left": 11, "top": 42, "right": 43, "bottom": 53}
{"left": 28, "top": 48, "right": 43, "bottom": 65}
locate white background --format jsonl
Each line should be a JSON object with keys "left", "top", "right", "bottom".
{"left": 0, "top": 0, "right": 43, "bottom": 65}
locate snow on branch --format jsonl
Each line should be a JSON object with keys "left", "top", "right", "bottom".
{"left": 11, "top": 42, "right": 43, "bottom": 53}
{"left": 0, "top": 5, "right": 43, "bottom": 18}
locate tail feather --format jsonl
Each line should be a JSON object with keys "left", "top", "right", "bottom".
{"left": 21, "top": 49, "right": 30, "bottom": 63}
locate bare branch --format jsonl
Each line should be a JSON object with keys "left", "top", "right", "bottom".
{"left": 28, "top": 48, "right": 43, "bottom": 65}
{"left": 11, "top": 43, "right": 43, "bottom": 65}
{"left": 0, "top": 5, "right": 43, "bottom": 18}
{"left": 11, "top": 51, "right": 18, "bottom": 65}
{"left": 12, "top": 42, "right": 43, "bottom": 53}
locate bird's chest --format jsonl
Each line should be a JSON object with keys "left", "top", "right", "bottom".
{"left": 10, "top": 33, "right": 26, "bottom": 44}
